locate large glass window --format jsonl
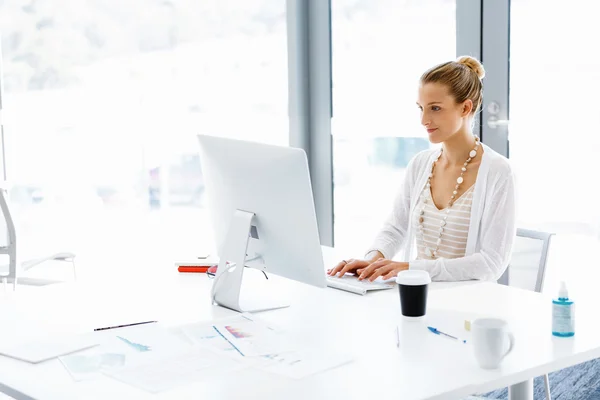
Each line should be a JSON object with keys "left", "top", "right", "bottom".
{"left": 509, "top": 0, "right": 600, "bottom": 239}
{"left": 0, "top": 1, "right": 287, "bottom": 279}
{"left": 331, "top": 0, "right": 456, "bottom": 255}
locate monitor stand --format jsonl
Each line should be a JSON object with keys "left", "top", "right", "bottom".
{"left": 211, "top": 209, "right": 290, "bottom": 313}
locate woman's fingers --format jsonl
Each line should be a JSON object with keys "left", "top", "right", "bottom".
{"left": 328, "top": 260, "right": 348, "bottom": 276}
{"left": 369, "top": 264, "right": 397, "bottom": 282}
{"left": 383, "top": 269, "right": 400, "bottom": 280}
{"left": 337, "top": 260, "right": 363, "bottom": 277}
{"left": 358, "top": 259, "right": 392, "bottom": 280}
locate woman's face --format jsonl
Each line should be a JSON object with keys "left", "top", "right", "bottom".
{"left": 417, "top": 82, "right": 471, "bottom": 144}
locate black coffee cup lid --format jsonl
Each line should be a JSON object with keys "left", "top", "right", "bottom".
{"left": 396, "top": 270, "right": 431, "bottom": 286}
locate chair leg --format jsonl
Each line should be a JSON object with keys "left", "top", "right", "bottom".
{"left": 72, "top": 260, "right": 77, "bottom": 281}
{"left": 2, "top": 276, "right": 12, "bottom": 292}
{"left": 544, "top": 373, "right": 551, "bottom": 400}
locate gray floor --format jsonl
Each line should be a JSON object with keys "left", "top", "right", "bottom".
{"left": 467, "top": 358, "right": 600, "bottom": 399}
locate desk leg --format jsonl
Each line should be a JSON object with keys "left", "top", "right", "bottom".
{"left": 509, "top": 379, "right": 534, "bottom": 400}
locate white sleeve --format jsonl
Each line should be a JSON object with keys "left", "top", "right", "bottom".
{"left": 408, "top": 174, "right": 516, "bottom": 281}
{"left": 364, "top": 157, "right": 418, "bottom": 260}
{"left": 364, "top": 250, "right": 382, "bottom": 261}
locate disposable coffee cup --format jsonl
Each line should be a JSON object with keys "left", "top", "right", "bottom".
{"left": 396, "top": 270, "right": 431, "bottom": 319}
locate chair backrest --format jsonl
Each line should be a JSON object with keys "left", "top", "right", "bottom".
{"left": 498, "top": 228, "right": 554, "bottom": 293}
{"left": 0, "top": 187, "right": 17, "bottom": 283}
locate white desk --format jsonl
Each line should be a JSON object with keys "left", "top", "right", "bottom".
{"left": 0, "top": 261, "right": 599, "bottom": 400}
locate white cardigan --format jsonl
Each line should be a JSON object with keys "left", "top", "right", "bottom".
{"left": 366, "top": 143, "right": 516, "bottom": 282}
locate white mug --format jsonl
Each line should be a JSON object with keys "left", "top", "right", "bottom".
{"left": 471, "top": 318, "right": 515, "bottom": 369}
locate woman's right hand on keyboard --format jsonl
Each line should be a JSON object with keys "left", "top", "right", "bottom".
{"left": 328, "top": 259, "right": 372, "bottom": 278}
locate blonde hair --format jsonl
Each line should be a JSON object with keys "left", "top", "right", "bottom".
{"left": 420, "top": 56, "right": 485, "bottom": 114}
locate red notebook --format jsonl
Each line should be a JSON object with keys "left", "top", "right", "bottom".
{"left": 178, "top": 266, "right": 210, "bottom": 273}
{"left": 175, "top": 261, "right": 218, "bottom": 273}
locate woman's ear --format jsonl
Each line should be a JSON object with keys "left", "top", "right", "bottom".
{"left": 461, "top": 100, "right": 473, "bottom": 117}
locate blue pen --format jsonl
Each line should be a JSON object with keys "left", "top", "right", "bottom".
{"left": 428, "top": 326, "right": 467, "bottom": 344}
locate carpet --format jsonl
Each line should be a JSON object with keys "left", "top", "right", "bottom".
{"left": 466, "top": 358, "right": 600, "bottom": 399}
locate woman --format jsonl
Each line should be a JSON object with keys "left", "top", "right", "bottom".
{"left": 329, "top": 56, "right": 516, "bottom": 282}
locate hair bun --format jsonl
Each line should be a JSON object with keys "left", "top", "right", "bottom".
{"left": 456, "top": 56, "right": 485, "bottom": 80}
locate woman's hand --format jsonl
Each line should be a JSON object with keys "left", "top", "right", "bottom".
{"left": 328, "top": 259, "right": 371, "bottom": 277}
{"left": 357, "top": 259, "right": 409, "bottom": 281}
{"left": 328, "top": 257, "right": 409, "bottom": 281}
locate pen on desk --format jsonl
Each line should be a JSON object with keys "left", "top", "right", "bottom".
{"left": 94, "top": 320, "right": 157, "bottom": 331}
{"left": 428, "top": 326, "right": 467, "bottom": 344}
{"left": 396, "top": 326, "right": 400, "bottom": 348}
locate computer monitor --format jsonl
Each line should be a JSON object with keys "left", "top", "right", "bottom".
{"left": 197, "top": 135, "right": 326, "bottom": 313}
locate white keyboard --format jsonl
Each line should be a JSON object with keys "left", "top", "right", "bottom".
{"left": 326, "top": 275, "right": 395, "bottom": 295}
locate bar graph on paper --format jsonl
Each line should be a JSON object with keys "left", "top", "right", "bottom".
{"left": 224, "top": 326, "right": 253, "bottom": 339}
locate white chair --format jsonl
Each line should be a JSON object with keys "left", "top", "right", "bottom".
{"left": 499, "top": 228, "right": 554, "bottom": 400}
{"left": 0, "top": 188, "right": 76, "bottom": 290}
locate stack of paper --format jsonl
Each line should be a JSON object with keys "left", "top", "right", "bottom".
{"left": 181, "top": 313, "right": 352, "bottom": 380}
{"left": 55, "top": 314, "right": 352, "bottom": 394}
{"left": 254, "top": 348, "right": 352, "bottom": 379}
{"left": 103, "top": 347, "right": 244, "bottom": 393}
{"left": 59, "top": 323, "right": 191, "bottom": 381}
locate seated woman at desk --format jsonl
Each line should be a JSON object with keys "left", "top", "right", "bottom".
{"left": 329, "top": 56, "right": 516, "bottom": 282}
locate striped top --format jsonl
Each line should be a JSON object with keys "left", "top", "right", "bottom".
{"left": 414, "top": 184, "right": 474, "bottom": 260}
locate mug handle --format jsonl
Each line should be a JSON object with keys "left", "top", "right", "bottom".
{"left": 500, "top": 332, "right": 515, "bottom": 361}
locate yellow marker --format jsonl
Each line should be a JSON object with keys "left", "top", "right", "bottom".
{"left": 464, "top": 320, "right": 472, "bottom": 332}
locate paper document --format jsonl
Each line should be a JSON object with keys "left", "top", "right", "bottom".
{"left": 183, "top": 313, "right": 293, "bottom": 357}
{"left": 179, "top": 323, "right": 239, "bottom": 355}
{"left": 183, "top": 313, "right": 352, "bottom": 379}
{"left": 60, "top": 323, "right": 191, "bottom": 381}
{"left": 0, "top": 335, "right": 98, "bottom": 364}
{"left": 104, "top": 347, "right": 244, "bottom": 393}
{"left": 256, "top": 348, "right": 353, "bottom": 379}
{"left": 60, "top": 352, "right": 126, "bottom": 381}
{"left": 104, "top": 324, "right": 190, "bottom": 355}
